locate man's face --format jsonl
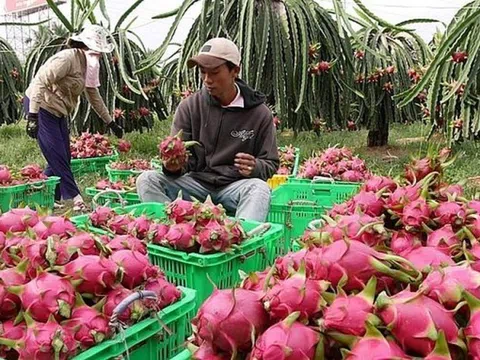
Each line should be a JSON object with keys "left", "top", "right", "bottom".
{"left": 200, "top": 63, "right": 240, "bottom": 98}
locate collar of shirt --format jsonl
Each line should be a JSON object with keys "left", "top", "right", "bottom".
{"left": 222, "top": 83, "right": 244, "bottom": 108}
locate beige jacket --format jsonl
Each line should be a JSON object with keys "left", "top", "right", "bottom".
{"left": 25, "top": 48, "right": 112, "bottom": 123}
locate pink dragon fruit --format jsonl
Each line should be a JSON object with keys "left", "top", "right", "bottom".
{"left": 390, "top": 230, "right": 422, "bottom": 255}
{"left": 1, "top": 235, "right": 27, "bottom": 267}
{"left": 196, "top": 196, "right": 226, "bottom": 226}
{"left": 158, "top": 130, "right": 198, "bottom": 169}
{"left": 0, "top": 207, "right": 39, "bottom": 233}
{"left": 0, "top": 261, "right": 28, "bottom": 320}
{"left": 249, "top": 312, "right": 322, "bottom": 360}
{"left": 126, "top": 215, "right": 151, "bottom": 239}
{"left": 22, "top": 238, "right": 48, "bottom": 277}
{"left": 321, "top": 214, "right": 388, "bottom": 247}
{"left": 263, "top": 263, "right": 329, "bottom": 322}
{"left": 58, "top": 255, "right": 119, "bottom": 296}
{"left": 342, "top": 321, "right": 409, "bottom": 359}
{"left": 362, "top": 175, "right": 397, "bottom": 192}
{"left": 420, "top": 264, "right": 480, "bottom": 309}
{"left": 142, "top": 277, "right": 181, "bottom": 310}
{"left": 405, "top": 157, "right": 438, "bottom": 183}
{"left": 0, "top": 165, "right": 12, "bottom": 184}
{"left": 463, "top": 291, "right": 480, "bottom": 359}
{"left": 322, "top": 277, "right": 378, "bottom": 337}
{"left": 166, "top": 193, "right": 197, "bottom": 223}
{"left": 274, "top": 249, "right": 310, "bottom": 280}
{"left": 402, "top": 246, "right": 454, "bottom": 273}
{"left": 103, "top": 286, "right": 147, "bottom": 324}
{"left": 108, "top": 234, "right": 146, "bottom": 254}
{"left": 110, "top": 250, "right": 157, "bottom": 289}
{"left": 320, "top": 240, "right": 421, "bottom": 292}
{"left": 349, "top": 191, "right": 385, "bottom": 216}
{"left": 89, "top": 206, "right": 115, "bottom": 227}
{"left": 192, "top": 288, "right": 269, "bottom": 355}
{"left": 424, "top": 331, "right": 453, "bottom": 360}
{"left": 62, "top": 294, "right": 110, "bottom": 349}
{"left": 0, "top": 319, "right": 26, "bottom": 358}
{"left": 385, "top": 184, "right": 421, "bottom": 215}
{"left": 437, "top": 184, "right": 464, "bottom": 202}
{"left": 401, "top": 199, "right": 430, "bottom": 229}
{"left": 0, "top": 231, "right": 5, "bottom": 252}
{"left": 223, "top": 218, "right": 246, "bottom": 245}
{"left": 299, "top": 159, "right": 319, "bottom": 179}
{"left": 148, "top": 222, "right": 170, "bottom": 244}
{"left": 108, "top": 214, "right": 134, "bottom": 235}
{"left": 426, "top": 224, "right": 461, "bottom": 255}
{"left": 164, "top": 222, "right": 197, "bottom": 250}
{"left": 189, "top": 342, "right": 230, "bottom": 359}
{"left": 375, "top": 289, "right": 466, "bottom": 356}
{"left": 9, "top": 272, "right": 75, "bottom": 322}
{"left": 468, "top": 200, "right": 480, "bottom": 214}
{"left": 341, "top": 170, "right": 365, "bottom": 182}
{"left": 277, "top": 166, "right": 290, "bottom": 175}
{"left": 46, "top": 234, "right": 101, "bottom": 267}
{"left": 197, "top": 219, "right": 231, "bottom": 253}
{"left": 327, "top": 202, "right": 352, "bottom": 217}
{"left": 35, "top": 216, "right": 76, "bottom": 239}
{"left": 240, "top": 268, "right": 277, "bottom": 291}
{"left": 433, "top": 201, "right": 467, "bottom": 226}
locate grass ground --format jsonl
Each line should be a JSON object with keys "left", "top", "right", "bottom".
{"left": 1, "top": 119, "right": 480, "bottom": 204}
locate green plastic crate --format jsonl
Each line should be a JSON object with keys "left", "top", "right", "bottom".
{"left": 85, "top": 187, "right": 141, "bottom": 207}
{"left": 170, "top": 349, "right": 191, "bottom": 360}
{"left": 71, "top": 151, "right": 119, "bottom": 177}
{"left": 106, "top": 160, "right": 162, "bottom": 182}
{"left": 0, "top": 176, "right": 60, "bottom": 212}
{"left": 73, "top": 287, "right": 196, "bottom": 360}
{"left": 72, "top": 203, "right": 283, "bottom": 313}
{"left": 288, "top": 177, "right": 362, "bottom": 186}
{"left": 267, "top": 181, "right": 360, "bottom": 260}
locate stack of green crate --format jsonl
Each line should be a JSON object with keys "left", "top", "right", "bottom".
{"left": 267, "top": 181, "right": 361, "bottom": 260}
{"left": 0, "top": 176, "right": 60, "bottom": 212}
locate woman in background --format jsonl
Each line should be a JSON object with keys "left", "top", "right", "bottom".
{"left": 24, "top": 25, "right": 124, "bottom": 211}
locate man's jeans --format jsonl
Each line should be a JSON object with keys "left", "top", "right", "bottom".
{"left": 136, "top": 171, "right": 272, "bottom": 222}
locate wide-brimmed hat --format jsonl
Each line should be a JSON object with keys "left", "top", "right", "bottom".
{"left": 71, "top": 25, "right": 114, "bottom": 53}
{"left": 187, "top": 38, "right": 241, "bottom": 69}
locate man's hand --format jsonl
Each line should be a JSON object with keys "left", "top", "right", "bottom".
{"left": 26, "top": 113, "right": 39, "bottom": 139}
{"left": 235, "top": 153, "right": 256, "bottom": 177}
{"left": 163, "top": 158, "right": 185, "bottom": 173}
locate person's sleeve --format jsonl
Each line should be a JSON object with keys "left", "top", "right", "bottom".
{"left": 84, "top": 87, "right": 113, "bottom": 124}
{"left": 28, "top": 51, "right": 73, "bottom": 114}
{"left": 251, "top": 111, "right": 280, "bottom": 180}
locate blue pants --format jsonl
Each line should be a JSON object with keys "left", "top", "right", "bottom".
{"left": 24, "top": 97, "right": 80, "bottom": 201}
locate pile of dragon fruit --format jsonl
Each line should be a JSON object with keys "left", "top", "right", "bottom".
{"left": 109, "top": 159, "right": 153, "bottom": 171}
{"left": 70, "top": 132, "right": 115, "bottom": 159}
{"left": 0, "top": 208, "right": 181, "bottom": 359}
{"left": 95, "top": 177, "right": 136, "bottom": 191}
{"left": 276, "top": 145, "right": 297, "bottom": 176}
{"left": 89, "top": 196, "right": 247, "bottom": 254}
{"left": 0, "top": 164, "right": 48, "bottom": 187}
{"left": 297, "top": 146, "right": 370, "bottom": 182}
{"left": 188, "top": 150, "right": 480, "bottom": 359}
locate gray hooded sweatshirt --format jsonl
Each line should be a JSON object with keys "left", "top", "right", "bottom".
{"left": 167, "top": 79, "right": 279, "bottom": 188}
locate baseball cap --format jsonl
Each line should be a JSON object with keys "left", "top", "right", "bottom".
{"left": 187, "top": 38, "right": 241, "bottom": 69}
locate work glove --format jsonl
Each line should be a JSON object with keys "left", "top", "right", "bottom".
{"left": 26, "top": 113, "right": 39, "bottom": 139}
{"left": 108, "top": 121, "right": 124, "bottom": 138}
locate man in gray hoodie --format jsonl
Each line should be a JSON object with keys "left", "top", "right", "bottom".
{"left": 136, "top": 38, "right": 279, "bottom": 222}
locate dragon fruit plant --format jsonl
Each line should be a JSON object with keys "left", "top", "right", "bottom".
{"left": 70, "top": 132, "right": 114, "bottom": 159}
{"left": 276, "top": 145, "right": 297, "bottom": 175}
{"left": 0, "top": 207, "right": 181, "bottom": 358}
{"left": 297, "top": 146, "right": 370, "bottom": 182}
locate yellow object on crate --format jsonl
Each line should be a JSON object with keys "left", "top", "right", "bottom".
{"left": 267, "top": 174, "right": 289, "bottom": 189}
